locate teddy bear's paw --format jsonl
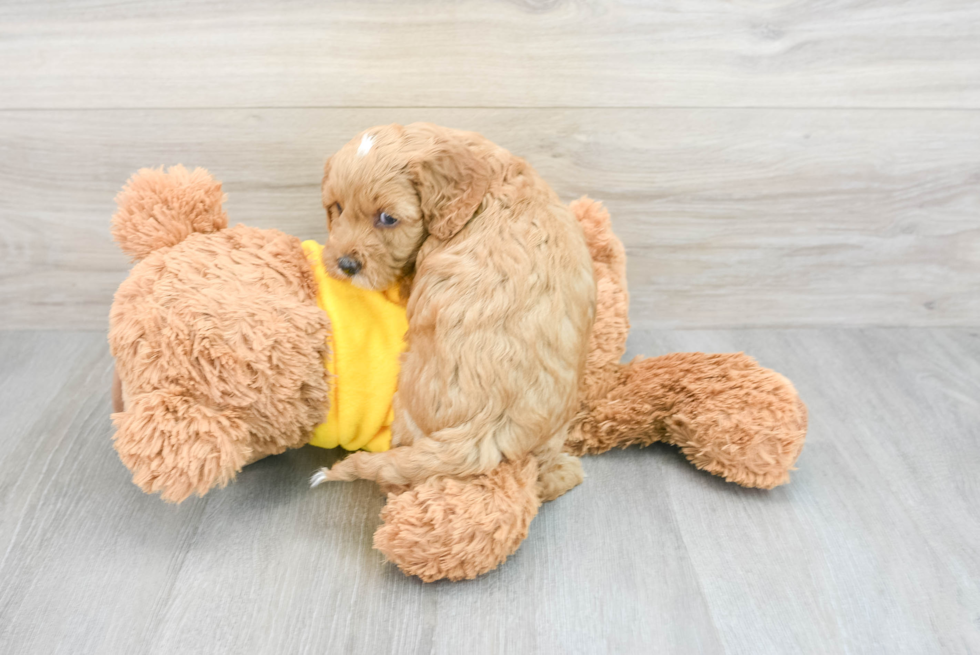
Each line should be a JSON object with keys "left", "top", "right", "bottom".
{"left": 373, "top": 457, "right": 541, "bottom": 582}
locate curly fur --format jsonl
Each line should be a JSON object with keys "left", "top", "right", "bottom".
{"left": 317, "top": 124, "right": 597, "bottom": 502}
{"left": 108, "top": 163, "right": 807, "bottom": 580}
{"left": 374, "top": 197, "right": 807, "bottom": 577}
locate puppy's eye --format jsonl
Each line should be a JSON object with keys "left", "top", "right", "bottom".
{"left": 375, "top": 212, "right": 399, "bottom": 228}
{"left": 334, "top": 202, "right": 342, "bottom": 214}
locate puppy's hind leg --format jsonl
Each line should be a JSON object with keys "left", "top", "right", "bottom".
{"left": 533, "top": 430, "right": 584, "bottom": 503}
{"left": 311, "top": 450, "right": 400, "bottom": 486}
{"left": 311, "top": 432, "right": 502, "bottom": 489}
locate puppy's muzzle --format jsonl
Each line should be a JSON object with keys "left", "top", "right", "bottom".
{"left": 338, "top": 255, "right": 362, "bottom": 277}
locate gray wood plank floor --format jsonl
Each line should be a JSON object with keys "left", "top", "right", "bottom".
{"left": 1, "top": 328, "right": 977, "bottom": 655}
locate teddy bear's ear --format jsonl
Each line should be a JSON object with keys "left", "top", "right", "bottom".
{"left": 112, "top": 165, "right": 228, "bottom": 261}
{"left": 406, "top": 124, "right": 491, "bottom": 242}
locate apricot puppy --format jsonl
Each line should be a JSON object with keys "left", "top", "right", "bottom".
{"left": 314, "top": 123, "right": 596, "bottom": 501}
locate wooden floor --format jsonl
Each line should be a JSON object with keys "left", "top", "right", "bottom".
{"left": 0, "top": 328, "right": 978, "bottom": 654}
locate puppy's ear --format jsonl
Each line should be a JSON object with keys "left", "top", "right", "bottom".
{"left": 321, "top": 156, "right": 335, "bottom": 227}
{"left": 410, "top": 131, "right": 491, "bottom": 241}
{"left": 321, "top": 156, "right": 333, "bottom": 208}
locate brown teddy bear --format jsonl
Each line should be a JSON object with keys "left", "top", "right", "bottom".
{"left": 108, "top": 165, "right": 808, "bottom": 582}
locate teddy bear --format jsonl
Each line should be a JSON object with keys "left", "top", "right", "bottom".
{"left": 108, "top": 165, "right": 808, "bottom": 582}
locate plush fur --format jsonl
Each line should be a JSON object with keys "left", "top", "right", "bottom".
{"left": 108, "top": 164, "right": 807, "bottom": 582}
{"left": 373, "top": 456, "right": 541, "bottom": 583}
{"left": 372, "top": 197, "right": 807, "bottom": 580}
{"left": 316, "top": 124, "right": 596, "bottom": 503}
{"left": 109, "top": 168, "right": 330, "bottom": 502}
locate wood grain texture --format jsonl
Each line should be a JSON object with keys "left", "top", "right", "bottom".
{"left": 0, "top": 328, "right": 978, "bottom": 654}
{"left": 1, "top": 0, "right": 979, "bottom": 109}
{"left": 1, "top": 108, "right": 978, "bottom": 329}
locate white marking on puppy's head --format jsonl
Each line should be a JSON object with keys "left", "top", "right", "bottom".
{"left": 357, "top": 134, "right": 375, "bottom": 157}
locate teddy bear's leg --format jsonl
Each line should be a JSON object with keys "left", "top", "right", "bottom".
{"left": 532, "top": 430, "right": 584, "bottom": 502}
{"left": 373, "top": 457, "right": 540, "bottom": 582}
{"left": 570, "top": 352, "right": 808, "bottom": 489}
{"left": 570, "top": 196, "right": 629, "bottom": 381}
{"left": 112, "top": 389, "right": 257, "bottom": 503}
{"left": 565, "top": 196, "right": 636, "bottom": 457}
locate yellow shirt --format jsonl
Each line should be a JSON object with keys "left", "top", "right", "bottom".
{"left": 302, "top": 241, "right": 408, "bottom": 452}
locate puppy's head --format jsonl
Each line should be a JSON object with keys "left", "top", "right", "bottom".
{"left": 321, "top": 123, "right": 491, "bottom": 290}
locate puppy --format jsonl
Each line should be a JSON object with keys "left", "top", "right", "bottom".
{"left": 314, "top": 123, "right": 595, "bottom": 501}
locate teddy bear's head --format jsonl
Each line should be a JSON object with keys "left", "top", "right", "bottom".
{"left": 109, "top": 166, "right": 331, "bottom": 502}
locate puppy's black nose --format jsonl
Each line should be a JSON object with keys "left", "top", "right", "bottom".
{"left": 337, "top": 255, "right": 362, "bottom": 277}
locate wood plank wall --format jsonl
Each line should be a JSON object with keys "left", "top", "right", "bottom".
{"left": 1, "top": 0, "right": 978, "bottom": 329}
